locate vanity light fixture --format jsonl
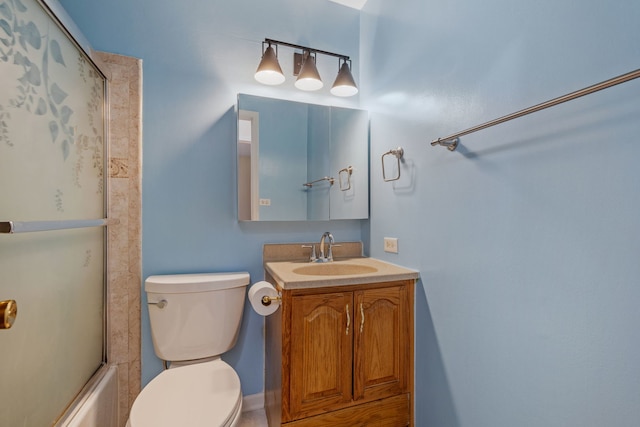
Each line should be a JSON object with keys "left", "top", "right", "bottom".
{"left": 331, "top": 58, "right": 358, "bottom": 97}
{"left": 254, "top": 41, "right": 286, "bottom": 85}
{"left": 255, "top": 38, "right": 358, "bottom": 97}
{"left": 295, "top": 51, "right": 323, "bottom": 91}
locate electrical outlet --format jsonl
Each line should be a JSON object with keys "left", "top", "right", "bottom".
{"left": 259, "top": 198, "right": 271, "bottom": 206}
{"left": 384, "top": 237, "right": 398, "bottom": 253}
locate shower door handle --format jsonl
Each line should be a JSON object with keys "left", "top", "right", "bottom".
{"left": 0, "top": 299, "right": 17, "bottom": 330}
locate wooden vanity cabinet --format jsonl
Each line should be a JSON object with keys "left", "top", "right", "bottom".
{"left": 265, "top": 277, "right": 414, "bottom": 427}
{"left": 290, "top": 291, "right": 354, "bottom": 416}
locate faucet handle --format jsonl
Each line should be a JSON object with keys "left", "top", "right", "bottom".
{"left": 326, "top": 243, "right": 342, "bottom": 262}
{"left": 302, "top": 245, "right": 317, "bottom": 262}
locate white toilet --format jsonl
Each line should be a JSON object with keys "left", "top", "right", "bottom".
{"left": 127, "top": 272, "right": 250, "bottom": 427}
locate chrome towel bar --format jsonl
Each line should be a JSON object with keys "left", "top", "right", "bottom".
{"left": 0, "top": 218, "right": 117, "bottom": 234}
{"left": 303, "top": 176, "right": 335, "bottom": 188}
{"left": 431, "top": 68, "right": 640, "bottom": 151}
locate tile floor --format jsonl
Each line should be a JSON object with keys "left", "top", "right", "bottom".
{"left": 238, "top": 408, "right": 268, "bottom": 427}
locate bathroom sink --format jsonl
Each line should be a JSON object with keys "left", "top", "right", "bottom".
{"left": 292, "top": 263, "right": 378, "bottom": 276}
{"left": 264, "top": 248, "right": 419, "bottom": 289}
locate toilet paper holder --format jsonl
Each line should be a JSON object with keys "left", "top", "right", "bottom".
{"left": 249, "top": 281, "right": 281, "bottom": 315}
{"left": 261, "top": 294, "right": 281, "bottom": 306}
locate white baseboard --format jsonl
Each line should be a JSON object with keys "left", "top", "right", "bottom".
{"left": 242, "top": 393, "right": 264, "bottom": 412}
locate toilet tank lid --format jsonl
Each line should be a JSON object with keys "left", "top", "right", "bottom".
{"left": 145, "top": 272, "right": 250, "bottom": 293}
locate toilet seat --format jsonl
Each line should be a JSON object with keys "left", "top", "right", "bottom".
{"left": 128, "top": 359, "right": 243, "bottom": 427}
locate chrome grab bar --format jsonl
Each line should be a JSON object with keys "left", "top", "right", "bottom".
{"left": 0, "top": 218, "right": 117, "bottom": 234}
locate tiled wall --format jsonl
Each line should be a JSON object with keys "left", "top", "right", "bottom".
{"left": 97, "top": 51, "right": 142, "bottom": 426}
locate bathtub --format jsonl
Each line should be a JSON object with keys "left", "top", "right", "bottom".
{"left": 55, "top": 365, "right": 119, "bottom": 427}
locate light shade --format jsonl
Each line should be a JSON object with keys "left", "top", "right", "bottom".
{"left": 295, "top": 53, "right": 323, "bottom": 91}
{"left": 330, "top": 61, "right": 358, "bottom": 97}
{"left": 255, "top": 45, "right": 285, "bottom": 85}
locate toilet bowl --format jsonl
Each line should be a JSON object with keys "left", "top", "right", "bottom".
{"left": 127, "top": 359, "right": 242, "bottom": 427}
{"left": 127, "top": 272, "right": 250, "bottom": 427}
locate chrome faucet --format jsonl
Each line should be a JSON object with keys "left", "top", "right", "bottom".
{"left": 302, "top": 232, "right": 339, "bottom": 262}
{"left": 318, "top": 231, "right": 335, "bottom": 262}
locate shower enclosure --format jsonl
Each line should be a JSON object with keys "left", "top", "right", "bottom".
{"left": 0, "top": 0, "right": 108, "bottom": 424}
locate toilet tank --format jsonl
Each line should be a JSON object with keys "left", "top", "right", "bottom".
{"left": 145, "top": 272, "right": 250, "bottom": 362}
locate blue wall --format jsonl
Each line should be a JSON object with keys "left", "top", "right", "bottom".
{"left": 361, "top": 0, "right": 640, "bottom": 425}
{"left": 59, "top": 0, "right": 640, "bottom": 424}
{"left": 58, "top": 0, "right": 364, "bottom": 394}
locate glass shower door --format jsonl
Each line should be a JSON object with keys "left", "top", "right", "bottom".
{"left": 0, "top": 0, "right": 107, "bottom": 424}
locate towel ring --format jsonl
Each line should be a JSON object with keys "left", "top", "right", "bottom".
{"left": 338, "top": 166, "right": 353, "bottom": 191}
{"left": 382, "top": 147, "right": 404, "bottom": 182}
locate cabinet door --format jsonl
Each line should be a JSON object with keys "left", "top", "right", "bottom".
{"left": 289, "top": 292, "right": 354, "bottom": 418}
{"left": 354, "top": 285, "right": 411, "bottom": 401}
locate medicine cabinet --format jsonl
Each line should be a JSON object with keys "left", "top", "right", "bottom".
{"left": 237, "top": 94, "right": 368, "bottom": 221}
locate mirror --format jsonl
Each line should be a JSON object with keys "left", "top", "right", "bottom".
{"left": 237, "top": 94, "right": 368, "bottom": 221}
